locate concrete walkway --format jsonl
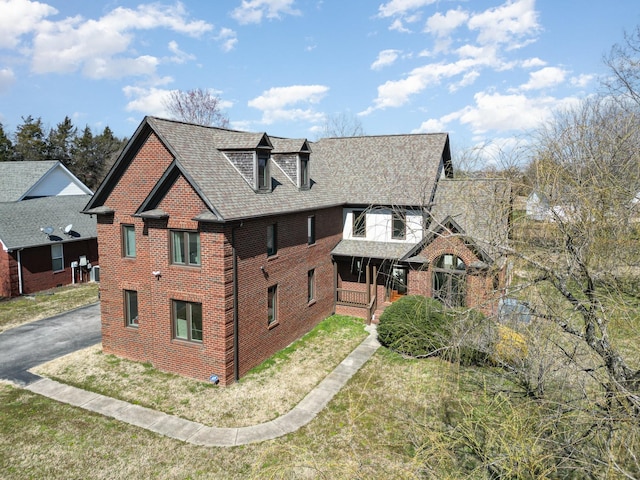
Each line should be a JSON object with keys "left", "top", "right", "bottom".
{"left": 25, "top": 325, "right": 380, "bottom": 447}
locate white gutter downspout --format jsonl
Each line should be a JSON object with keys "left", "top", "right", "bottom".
{"left": 17, "top": 249, "right": 24, "bottom": 295}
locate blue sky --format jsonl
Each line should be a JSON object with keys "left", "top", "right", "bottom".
{"left": 0, "top": 0, "right": 638, "bottom": 164}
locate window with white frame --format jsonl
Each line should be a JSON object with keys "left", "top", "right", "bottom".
{"left": 51, "top": 244, "right": 64, "bottom": 272}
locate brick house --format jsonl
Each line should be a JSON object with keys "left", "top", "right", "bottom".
{"left": 0, "top": 161, "right": 98, "bottom": 297}
{"left": 83, "top": 117, "right": 510, "bottom": 385}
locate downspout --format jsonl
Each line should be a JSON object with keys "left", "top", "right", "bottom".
{"left": 17, "top": 249, "right": 24, "bottom": 295}
{"left": 231, "top": 222, "right": 242, "bottom": 382}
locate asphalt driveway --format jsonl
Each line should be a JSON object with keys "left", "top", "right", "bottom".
{"left": 0, "top": 303, "right": 101, "bottom": 385}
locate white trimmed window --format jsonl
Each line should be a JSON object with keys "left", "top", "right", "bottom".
{"left": 51, "top": 244, "right": 64, "bottom": 272}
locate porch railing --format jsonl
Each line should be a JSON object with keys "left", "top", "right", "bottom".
{"left": 336, "top": 288, "right": 368, "bottom": 306}
{"left": 336, "top": 287, "right": 378, "bottom": 324}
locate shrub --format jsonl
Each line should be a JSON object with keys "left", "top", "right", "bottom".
{"left": 491, "top": 324, "right": 528, "bottom": 366}
{"left": 377, "top": 295, "right": 449, "bottom": 357}
{"left": 444, "top": 307, "right": 492, "bottom": 366}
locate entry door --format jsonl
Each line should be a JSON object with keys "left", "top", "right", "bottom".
{"left": 389, "top": 266, "right": 408, "bottom": 302}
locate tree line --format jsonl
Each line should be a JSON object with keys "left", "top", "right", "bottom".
{"left": 0, "top": 115, "right": 127, "bottom": 190}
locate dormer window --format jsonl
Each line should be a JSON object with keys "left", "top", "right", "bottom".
{"left": 299, "top": 154, "right": 310, "bottom": 189}
{"left": 257, "top": 151, "right": 270, "bottom": 191}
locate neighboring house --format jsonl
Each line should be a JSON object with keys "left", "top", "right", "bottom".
{"left": 0, "top": 161, "right": 98, "bottom": 297}
{"left": 83, "top": 117, "right": 511, "bottom": 385}
{"left": 526, "top": 191, "right": 550, "bottom": 221}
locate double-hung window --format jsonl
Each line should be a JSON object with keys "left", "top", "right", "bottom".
{"left": 257, "top": 152, "right": 270, "bottom": 191}
{"left": 171, "top": 231, "right": 201, "bottom": 266}
{"left": 122, "top": 225, "right": 136, "bottom": 257}
{"left": 392, "top": 211, "right": 406, "bottom": 240}
{"left": 352, "top": 210, "right": 366, "bottom": 238}
{"left": 307, "top": 215, "right": 315, "bottom": 245}
{"left": 307, "top": 269, "right": 315, "bottom": 303}
{"left": 299, "top": 155, "right": 310, "bottom": 189}
{"left": 51, "top": 244, "right": 64, "bottom": 272}
{"left": 268, "top": 285, "right": 278, "bottom": 326}
{"left": 173, "top": 300, "right": 203, "bottom": 342}
{"left": 124, "top": 290, "right": 139, "bottom": 327}
{"left": 267, "top": 223, "right": 277, "bottom": 257}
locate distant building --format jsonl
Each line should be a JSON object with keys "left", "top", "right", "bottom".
{"left": 0, "top": 161, "right": 98, "bottom": 297}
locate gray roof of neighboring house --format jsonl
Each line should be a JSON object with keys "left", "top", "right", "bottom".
{"left": 0, "top": 161, "right": 59, "bottom": 202}
{"left": 86, "top": 117, "right": 452, "bottom": 222}
{"left": 0, "top": 195, "right": 96, "bottom": 250}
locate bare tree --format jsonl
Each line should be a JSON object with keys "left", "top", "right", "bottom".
{"left": 320, "top": 112, "right": 365, "bottom": 138}
{"left": 604, "top": 25, "right": 640, "bottom": 108}
{"left": 164, "top": 88, "right": 230, "bottom": 128}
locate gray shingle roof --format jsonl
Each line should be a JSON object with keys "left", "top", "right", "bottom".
{"left": 131, "top": 117, "right": 451, "bottom": 221}
{"left": 427, "top": 178, "right": 511, "bottom": 258}
{"left": 0, "top": 161, "right": 59, "bottom": 202}
{"left": 312, "top": 134, "right": 450, "bottom": 207}
{"left": 0, "top": 195, "right": 96, "bottom": 250}
{"left": 331, "top": 239, "right": 418, "bottom": 260}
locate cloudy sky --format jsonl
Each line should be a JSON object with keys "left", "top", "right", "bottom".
{"left": 0, "top": 0, "right": 638, "bottom": 160}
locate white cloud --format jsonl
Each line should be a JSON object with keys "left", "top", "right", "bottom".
{"left": 467, "top": 0, "right": 540, "bottom": 47}
{"left": 167, "top": 41, "right": 196, "bottom": 64}
{"left": 424, "top": 8, "right": 469, "bottom": 37}
{"left": 0, "top": 67, "right": 16, "bottom": 93}
{"left": 248, "top": 84, "right": 328, "bottom": 124}
{"left": 30, "top": 3, "right": 212, "bottom": 78}
{"left": 521, "top": 57, "right": 546, "bottom": 68}
{"left": 571, "top": 73, "right": 594, "bottom": 88}
{"left": 123, "top": 86, "right": 172, "bottom": 116}
{"left": 231, "top": 0, "right": 301, "bottom": 25}
{"left": 216, "top": 28, "right": 238, "bottom": 52}
{"left": 371, "top": 49, "right": 401, "bottom": 70}
{"left": 378, "top": 0, "right": 436, "bottom": 18}
{"left": 0, "top": 0, "right": 56, "bottom": 49}
{"left": 519, "top": 66, "right": 567, "bottom": 91}
{"left": 453, "top": 91, "right": 580, "bottom": 135}
{"left": 389, "top": 18, "right": 410, "bottom": 33}
{"left": 412, "top": 118, "right": 446, "bottom": 133}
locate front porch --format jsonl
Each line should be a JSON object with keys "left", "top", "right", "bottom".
{"left": 333, "top": 259, "right": 408, "bottom": 324}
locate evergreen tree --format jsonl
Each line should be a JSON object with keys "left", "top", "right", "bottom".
{"left": 13, "top": 116, "right": 47, "bottom": 161}
{"left": 0, "top": 123, "right": 14, "bottom": 161}
{"left": 47, "top": 116, "right": 77, "bottom": 166}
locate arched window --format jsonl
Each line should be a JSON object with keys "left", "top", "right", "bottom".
{"left": 432, "top": 254, "right": 466, "bottom": 307}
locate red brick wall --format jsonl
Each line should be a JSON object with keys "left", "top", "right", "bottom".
{"left": 233, "top": 207, "right": 342, "bottom": 380}
{"left": 97, "top": 130, "right": 343, "bottom": 384}
{"left": 0, "top": 240, "right": 98, "bottom": 297}
{"left": 410, "top": 234, "right": 501, "bottom": 316}
{"left": 0, "top": 249, "right": 14, "bottom": 297}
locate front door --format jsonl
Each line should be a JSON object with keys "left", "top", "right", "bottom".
{"left": 388, "top": 266, "right": 407, "bottom": 302}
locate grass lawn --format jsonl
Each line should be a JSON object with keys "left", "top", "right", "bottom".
{"left": 0, "top": 311, "right": 466, "bottom": 479}
{"left": 0, "top": 284, "right": 99, "bottom": 333}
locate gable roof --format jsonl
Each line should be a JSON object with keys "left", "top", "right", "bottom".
{"left": 0, "top": 195, "right": 97, "bottom": 251}
{"left": 0, "top": 161, "right": 92, "bottom": 202}
{"left": 312, "top": 133, "right": 451, "bottom": 206}
{"left": 85, "top": 116, "right": 452, "bottom": 222}
{"left": 426, "top": 178, "right": 511, "bottom": 259}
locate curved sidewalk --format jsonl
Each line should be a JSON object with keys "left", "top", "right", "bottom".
{"left": 25, "top": 325, "right": 380, "bottom": 447}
